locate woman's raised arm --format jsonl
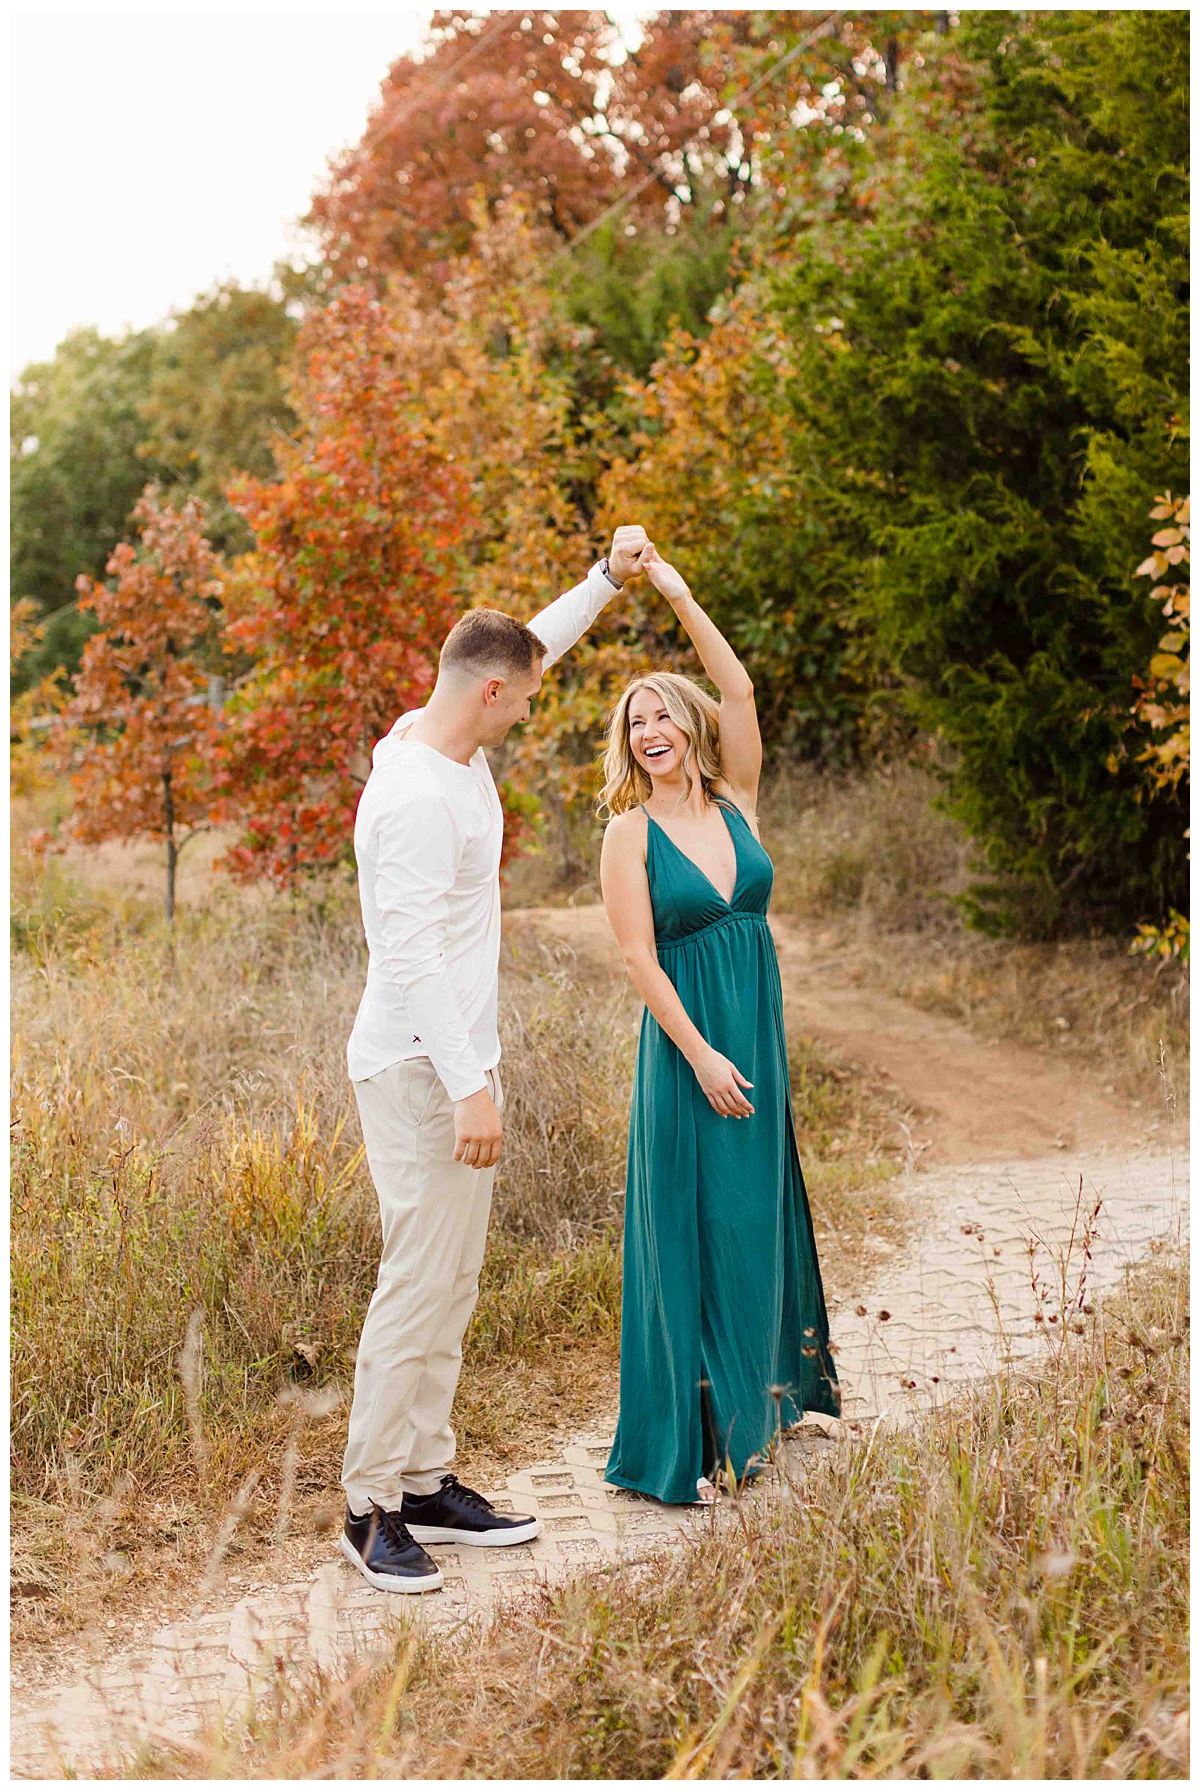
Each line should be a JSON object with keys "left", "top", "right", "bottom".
{"left": 638, "top": 543, "right": 762, "bottom": 805}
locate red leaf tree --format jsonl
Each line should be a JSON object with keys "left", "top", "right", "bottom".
{"left": 305, "top": 12, "right": 961, "bottom": 293}
{"left": 307, "top": 9, "right": 758, "bottom": 287}
{"left": 60, "top": 489, "right": 224, "bottom": 919}
{"left": 216, "top": 285, "right": 473, "bottom": 883}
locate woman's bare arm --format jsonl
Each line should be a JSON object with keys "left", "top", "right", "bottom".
{"left": 601, "top": 813, "right": 754, "bottom": 1118}
{"left": 640, "top": 543, "right": 762, "bottom": 807}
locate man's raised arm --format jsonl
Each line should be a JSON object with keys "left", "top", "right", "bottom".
{"left": 528, "top": 525, "right": 648, "bottom": 668}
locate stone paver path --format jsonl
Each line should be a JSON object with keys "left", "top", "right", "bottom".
{"left": 9, "top": 1438, "right": 728, "bottom": 1776}
{"left": 831, "top": 1147, "right": 1188, "bottom": 1421}
{"left": 11, "top": 1146, "right": 1186, "bottom": 1777}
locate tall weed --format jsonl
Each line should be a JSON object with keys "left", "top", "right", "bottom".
{"left": 11, "top": 858, "right": 632, "bottom": 1515}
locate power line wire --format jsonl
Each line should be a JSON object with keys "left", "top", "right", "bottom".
{"left": 547, "top": 10, "right": 844, "bottom": 267}
{"left": 363, "top": 11, "right": 515, "bottom": 153}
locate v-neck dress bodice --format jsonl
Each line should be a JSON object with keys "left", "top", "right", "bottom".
{"left": 642, "top": 799, "right": 772, "bottom": 944}
{"left": 606, "top": 798, "right": 839, "bottom": 1505}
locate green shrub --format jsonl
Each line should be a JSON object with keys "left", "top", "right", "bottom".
{"left": 774, "top": 10, "right": 1189, "bottom": 934}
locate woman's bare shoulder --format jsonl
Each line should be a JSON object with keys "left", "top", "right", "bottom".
{"left": 604, "top": 806, "right": 649, "bottom": 852}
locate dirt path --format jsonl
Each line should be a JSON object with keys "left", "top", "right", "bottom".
{"left": 507, "top": 906, "right": 1149, "bottom": 1163}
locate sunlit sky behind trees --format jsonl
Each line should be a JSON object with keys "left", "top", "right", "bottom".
{"left": 9, "top": 6, "right": 645, "bottom": 375}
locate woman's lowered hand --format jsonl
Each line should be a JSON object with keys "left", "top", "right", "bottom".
{"left": 691, "top": 1044, "right": 755, "bottom": 1118}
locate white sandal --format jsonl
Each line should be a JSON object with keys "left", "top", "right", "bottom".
{"left": 695, "top": 1475, "right": 718, "bottom": 1504}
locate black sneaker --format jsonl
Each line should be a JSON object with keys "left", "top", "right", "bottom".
{"left": 339, "top": 1504, "right": 445, "bottom": 1593}
{"left": 401, "top": 1473, "right": 541, "bottom": 1547}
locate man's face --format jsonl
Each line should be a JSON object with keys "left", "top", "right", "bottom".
{"left": 481, "top": 660, "right": 544, "bottom": 747}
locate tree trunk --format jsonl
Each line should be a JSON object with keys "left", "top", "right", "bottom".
{"left": 163, "top": 768, "right": 177, "bottom": 924}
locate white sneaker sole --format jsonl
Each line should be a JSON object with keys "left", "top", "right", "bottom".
{"left": 405, "top": 1517, "right": 541, "bottom": 1547}
{"left": 338, "top": 1533, "right": 444, "bottom": 1593}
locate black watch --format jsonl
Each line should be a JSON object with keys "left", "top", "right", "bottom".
{"left": 600, "top": 556, "right": 623, "bottom": 590}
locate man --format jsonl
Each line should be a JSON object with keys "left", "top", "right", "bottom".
{"left": 340, "top": 526, "right": 649, "bottom": 1592}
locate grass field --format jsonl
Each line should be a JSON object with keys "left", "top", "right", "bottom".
{"left": 10, "top": 789, "right": 906, "bottom": 1647}
{"left": 10, "top": 767, "right": 1187, "bottom": 1694}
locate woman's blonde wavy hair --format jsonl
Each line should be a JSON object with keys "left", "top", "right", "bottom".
{"left": 598, "top": 672, "right": 723, "bottom": 817}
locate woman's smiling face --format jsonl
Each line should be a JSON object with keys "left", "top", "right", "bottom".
{"left": 628, "top": 687, "right": 689, "bottom": 779}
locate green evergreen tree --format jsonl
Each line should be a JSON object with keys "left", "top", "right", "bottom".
{"left": 774, "top": 9, "right": 1189, "bottom": 933}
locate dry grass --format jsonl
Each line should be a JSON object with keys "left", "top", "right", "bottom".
{"left": 487, "top": 929, "right": 633, "bottom": 1243}
{"left": 9, "top": 816, "right": 633, "bottom": 1645}
{"left": 11, "top": 763, "right": 1187, "bottom": 1779}
{"left": 12, "top": 754, "right": 1182, "bottom": 1684}
{"left": 142, "top": 1248, "right": 1189, "bottom": 1779}
{"left": 10, "top": 802, "right": 895, "bottom": 1655}
{"left": 761, "top": 760, "right": 974, "bottom": 932}
{"left": 764, "top": 764, "right": 1186, "bottom": 1105}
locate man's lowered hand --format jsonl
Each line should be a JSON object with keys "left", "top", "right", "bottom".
{"left": 454, "top": 1088, "right": 503, "bottom": 1170}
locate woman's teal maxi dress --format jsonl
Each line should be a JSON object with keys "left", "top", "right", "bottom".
{"left": 606, "top": 799, "right": 840, "bottom": 1504}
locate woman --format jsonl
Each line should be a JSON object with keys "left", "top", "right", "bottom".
{"left": 600, "top": 544, "right": 839, "bottom": 1506}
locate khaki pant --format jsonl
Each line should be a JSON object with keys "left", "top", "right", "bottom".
{"left": 341, "top": 1057, "right": 502, "bottom": 1512}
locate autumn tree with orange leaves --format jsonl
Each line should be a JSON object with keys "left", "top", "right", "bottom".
{"left": 60, "top": 490, "right": 224, "bottom": 919}
{"left": 364, "top": 203, "right": 659, "bottom": 873}
{"left": 215, "top": 285, "right": 473, "bottom": 884}
{"left": 300, "top": 10, "right": 975, "bottom": 848}
{"left": 1128, "top": 492, "right": 1190, "bottom": 962}
{"left": 306, "top": 10, "right": 966, "bottom": 298}
{"left": 308, "top": 9, "right": 759, "bottom": 287}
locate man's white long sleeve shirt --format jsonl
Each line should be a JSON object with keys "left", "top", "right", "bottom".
{"left": 346, "top": 561, "right": 620, "bottom": 1099}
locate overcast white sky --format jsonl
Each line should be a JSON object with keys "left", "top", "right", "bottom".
{"left": 9, "top": 6, "right": 647, "bottom": 379}
{"left": 9, "top": 7, "right": 437, "bottom": 375}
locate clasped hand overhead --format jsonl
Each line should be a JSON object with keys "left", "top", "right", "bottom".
{"left": 608, "top": 529, "right": 690, "bottom": 607}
